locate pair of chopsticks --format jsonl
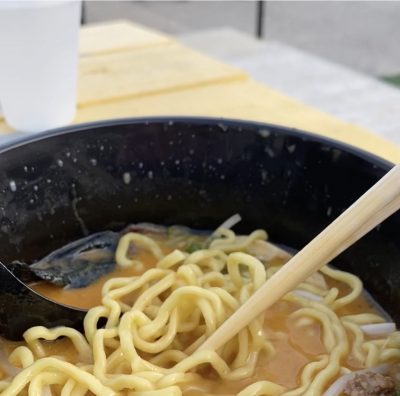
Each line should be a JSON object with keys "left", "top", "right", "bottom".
{"left": 198, "top": 164, "right": 400, "bottom": 352}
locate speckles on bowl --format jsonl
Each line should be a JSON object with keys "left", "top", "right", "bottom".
{"left": 9, "top": 180, "right": 16, "bottom": 192}
{"left": 258, "top": 129, "right": 271, "bottom": 138}
{"left": 217, "top": 123, "right": 228, "bottom": 132}
{"left": 261, "top": 170, "right": 268, "bottom": 181}
{"left": 332, "top": 149, "right": 342, "bottom": 162}
{"left": 264, "top": 147, "right": 275, "bottom": 158}
{"left": 122, "top": 172, "right": 131, "bottom": 185}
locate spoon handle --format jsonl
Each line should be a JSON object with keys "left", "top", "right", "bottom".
{"left": 198, "top": 164, "right": 400, "bottom": 352}
{"left": 0, "top": 262, "right": 86, "bottom": 340}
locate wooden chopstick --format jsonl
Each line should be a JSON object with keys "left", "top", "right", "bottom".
{"left": 197, "top": 164, "right": 400, "bottom": 352}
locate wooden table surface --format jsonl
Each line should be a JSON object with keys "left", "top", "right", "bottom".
{"left": 1, "top": 20, "right": 399, "bottom": 163}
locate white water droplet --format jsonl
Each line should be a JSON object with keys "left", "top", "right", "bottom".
{"left": 90, "top": 158, "right": 97, "bottom": 166}
{"left": 259, "top": 129, "right": 271, "bottom": 138}
{"left": 9, "top": 181, "right": 16, "bottom": 192}
{"left": 148, "top": 171, "right": 153, "bottom": 179}
{"left": 57, "top": 159, "right": 64, "bottom": 167}
{"left": 123, "top": 172, "right": 131, "bottom": 184}
{"left": 264, "top": 147, "right": 275, "bottom": 158}
{"left": 261, "top": 170, "right": 268, "bottom": 180}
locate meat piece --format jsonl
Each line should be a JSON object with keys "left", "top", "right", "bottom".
{"left": 343, "top": 372, "right": 395, "bottom": 396}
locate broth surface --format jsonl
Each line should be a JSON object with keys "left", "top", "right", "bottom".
{"left": 15, "top": 233, "right": 384, "bottom": 395}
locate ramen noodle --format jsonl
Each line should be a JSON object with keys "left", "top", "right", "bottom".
{"left": 0, "top": 220, "right": 399, "bottom": 396}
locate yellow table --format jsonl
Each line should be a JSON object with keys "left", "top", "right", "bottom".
{"left": 1, "top": 20, "right": 399, "bottom": 163}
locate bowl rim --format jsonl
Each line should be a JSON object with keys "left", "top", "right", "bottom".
{"left": 0, "top": 116, "right": 393, "bottom": 171}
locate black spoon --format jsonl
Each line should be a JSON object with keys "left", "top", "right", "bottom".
{"left": 0, "top": 262, "right": 86, "bottom": 340}
{"left": 0, "top": 231, "right": 120, "bottom": 341}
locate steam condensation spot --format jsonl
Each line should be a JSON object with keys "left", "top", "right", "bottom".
{"left": 259, "top": 129, "right": 271, "bottom": 138}
{"left": 123, "top": 172, "right": 131, "bottom": 185}
{"left": 9, "top": 181, "right": 16, "bottom": 192}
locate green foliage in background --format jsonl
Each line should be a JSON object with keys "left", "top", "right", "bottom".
{"left": 383, "top": 74, "right": 400, "bottom": 87}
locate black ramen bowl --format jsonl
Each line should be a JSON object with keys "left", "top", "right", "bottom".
{"left": 0, "top": 117, "right": 398, "bottom": 335}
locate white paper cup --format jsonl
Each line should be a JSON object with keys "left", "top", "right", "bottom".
{"left": 0, "top": 1, "right": 81, "bottom": 133}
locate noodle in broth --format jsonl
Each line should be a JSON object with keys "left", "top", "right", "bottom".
{"left": 0, "top": 225, "right": 399, "bottom": 396}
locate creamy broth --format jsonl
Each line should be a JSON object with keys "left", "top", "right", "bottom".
{"left": 30, "top": 250, "right": 164, "bottom": 309}
{"left": 7, "top": 235, "right": 386, "bottom": 395}
{"left": 6, "top": 286, "right": 382, "bottom": 395}
{"left": 1, "top": 227, "right": 398, "bottom": 396}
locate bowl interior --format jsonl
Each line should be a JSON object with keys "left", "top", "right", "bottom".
{"left": 0, "top": 118, "right": 398, "bottom": 322}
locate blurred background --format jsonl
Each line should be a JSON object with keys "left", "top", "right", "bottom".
{"left": 1, "top": 1, "right": 399, "bottom": 143}
{"left": 83, "top": 1, "right": 400, "bottom": 81}
{"left": 75, "top": 0, "right": 400, "bottom": 144}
